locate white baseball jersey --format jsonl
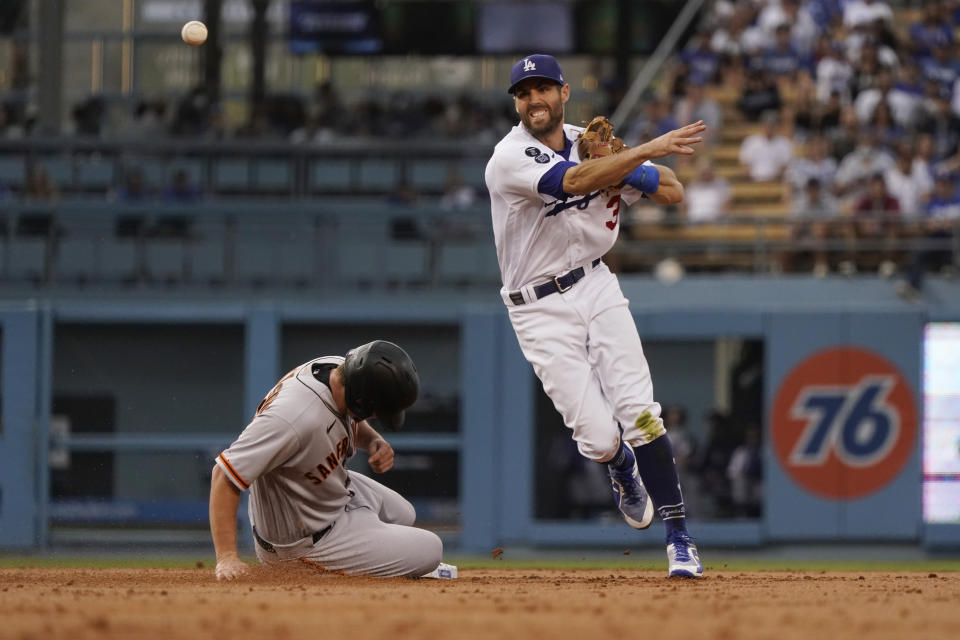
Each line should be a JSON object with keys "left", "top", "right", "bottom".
{"left": 485, "top": 121, "right": 666, "bottom": 461}
{"left": 216, "top": 356, "right": 358, "bottom": 545}
{"left": 485, "top": 122, "right": 646, "bottom": 291}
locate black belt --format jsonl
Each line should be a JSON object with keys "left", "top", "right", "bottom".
{"left": 509, "top": 258, "right": 601, "bottom": 305}
{"left": 253, "top": 524, "right": 333, "bottom": 553}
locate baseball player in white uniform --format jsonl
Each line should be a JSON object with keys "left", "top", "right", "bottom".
{"left": 485, "top": 54, "right": 707, "bottom": 577}
{"left": 209, "top": 340, "right": 452, "bottom": 580}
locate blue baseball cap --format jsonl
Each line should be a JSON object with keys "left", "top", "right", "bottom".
{"left": 507, "top": 54, "right": 565, "bottom": 94}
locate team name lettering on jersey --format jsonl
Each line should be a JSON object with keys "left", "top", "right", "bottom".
{"left": 544, "top": 190, "right": 605, "bottom": 216}
{"left": 303, "top": 435, "right": 350, "bottom": 485}
{"left": 545, "top": 189, "right": 621, "bottom": 218}
{"left": 487, "top": 123, "right": 636, "bottom": 290}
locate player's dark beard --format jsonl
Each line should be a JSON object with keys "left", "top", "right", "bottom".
{"left": 522, "top": 103, "right": 563, "bottom": 137}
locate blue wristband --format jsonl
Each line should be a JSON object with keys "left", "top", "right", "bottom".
{"left": 625, "top": 164, "right": 660, "bottom": 193}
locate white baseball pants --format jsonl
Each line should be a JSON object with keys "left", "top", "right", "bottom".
{"left": 507, "top": 262, "right": 665, "bottom": 462}
{"left": 254, "top": 471, "right": 442, "bottom": 577}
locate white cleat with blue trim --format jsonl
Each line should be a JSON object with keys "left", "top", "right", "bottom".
{"left": 667, "top": 532, "right": 703, "bottom": 578}
{"left": 608, "top": 446, "right": 655, "bottom": 530}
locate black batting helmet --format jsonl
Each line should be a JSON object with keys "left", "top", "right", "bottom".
{"left": 342, "top": 340, "right": 419, "bottom": 430}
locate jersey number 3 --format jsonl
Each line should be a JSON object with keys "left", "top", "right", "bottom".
{"left": 605, "top": 195, "right": 621, "bottom": 230}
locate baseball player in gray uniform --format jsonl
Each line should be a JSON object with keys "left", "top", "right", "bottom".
{"left": 210, "top": 340, "right": 449, "bottom": 579}
{"left": 485, "top": 54, "right": 706, "bottom": 577}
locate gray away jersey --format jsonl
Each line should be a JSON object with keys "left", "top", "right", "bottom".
{"left": 216, "top": 356, "right": 359, "bottom": 545}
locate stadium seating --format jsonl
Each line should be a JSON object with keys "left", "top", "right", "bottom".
{"left": 254, "top": 159, "right": 292, "bottom": 192}
{"left": 75, "top": 160, "right": 115, "bottom": 192}
{"left": 358, "top": 159, "right": 399, "bottom": 192}
{"left": 409, "top": 160, "right": 449, "bottom": 192}
{"left": 0, "top": 156, "right": 25, "bottom": 189}
{"left": 145, "top": 238, "right": 186, "bottom": 284}
{"left": 310, "top": 160, "right": 352, "bottom": 192}
{"left": 187, "top": 217, "right": 226, "bottom": 285}
{"left": 437, "top": 242, "right": 500, "bottom": 285}
{"left": 212, "top": 160, "right": 249, "bottom": 192}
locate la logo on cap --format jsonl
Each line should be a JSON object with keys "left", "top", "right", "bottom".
{"left": 523, "top": 59, "right": 536, "bottom": 72}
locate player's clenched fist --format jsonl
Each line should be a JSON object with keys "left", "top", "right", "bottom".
{"left": 215, "top": 551, "right": 250, "bottom": 581}
{"left": 642, "top": 121, "right": 707, "bottom": 159}
{"left": 367, "top": 438, "right": 395, "bottom": 473}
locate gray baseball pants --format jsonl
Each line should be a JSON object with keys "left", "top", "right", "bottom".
{"left": 253, "top": 471, "right": 442, "bottom": 577}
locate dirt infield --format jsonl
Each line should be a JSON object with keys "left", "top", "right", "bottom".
{"left": 1, "top": 566, "right": 957, "bottom": 640}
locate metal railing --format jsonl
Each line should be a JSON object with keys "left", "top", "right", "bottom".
{"left": 0, "top": 202, "right": 956, "bottom": 290}
{"left": 611, "top": 0, "right": 708, "bottom": 129}
{"left": 0, "top": 200, "right": 498, "bottom": 290}
{"left": 0, "top": 137, "right": 494, "bottom": 199}
{"left": 615, "top": 214, "right": 960, "bottom": 274}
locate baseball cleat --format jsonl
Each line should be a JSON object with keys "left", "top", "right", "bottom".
{"left": 608, "top": 446, "right": 655, "bottom": 529}
{"left": 666, "top": 532, "right": 703, "bottom": 578}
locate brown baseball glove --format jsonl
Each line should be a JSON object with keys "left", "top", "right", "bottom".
{"left": 576, "top": 116, "right": 626, "bottom": 160}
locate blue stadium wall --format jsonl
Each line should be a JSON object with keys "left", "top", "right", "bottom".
{"left": 1, "top": 276, "right": 958, "bottom": 550}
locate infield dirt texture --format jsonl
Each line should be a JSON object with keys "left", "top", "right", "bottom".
{"left": 2, "top": 564, "right": 958, "bottom": 640}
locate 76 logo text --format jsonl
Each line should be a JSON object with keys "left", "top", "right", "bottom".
{"left": 788, "top": 375, "right": 900, "bottom": 468}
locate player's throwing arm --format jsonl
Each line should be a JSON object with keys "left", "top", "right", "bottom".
{"left": 562, "top": 121, "right": 707, "bottom": 196}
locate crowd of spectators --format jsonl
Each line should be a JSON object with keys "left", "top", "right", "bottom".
{"left": 645, "top": 0, "right": 960, "bottom": 286}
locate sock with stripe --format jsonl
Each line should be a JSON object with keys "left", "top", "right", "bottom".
{"left": 632, "top": 433, "right": 688, "bottom": 540}
{"left": 606, "top": 439, "right": 632, "bottom": 472}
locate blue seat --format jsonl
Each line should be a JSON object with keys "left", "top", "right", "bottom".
{"left": 0, "top": 156, "right": 26, "bottom": 188}
{"left": 334, "top": 218, "right": 388, "bottom": 284}
{"left": 480, "top": 243, "right": 501, "bottom": 281}
{"left": 438, "top": 244, "right": 482, "bottom": 282}
{"left": 460, "top": 159, "right": 489, "bottom": 190}
{"left": 96, "top": 237, "right": 139, "bottom": 282}
{"left": 189, "top": 218, "right": 225, "bottom": 284}
{"left": 410, "top": 160, "right": 449, "bottom": 191}
{"left": 232, "top": 222, "right": 276, "bottom": 284}
{"left": 214, "top": 160, "right": 250, "bottom": 190}
{"left": 233, "top": 241, "right": 274, "bottom": 284}
{"left": 9, "top": 237, "right": 48, "bottom": 282}
{"left": 311, "top": 161, "right": 352, "bottom": 191}
{"left": 145, "top": 239, "right": 185, "bottom": 282}
{"left": 439, "top": 242, "right": 500, "bottom": 284}
{"left": 139, "top": 159, "right": 167, "bottom": 188}
{"left": 276, "top": 223, "right": 317, "bottom": 284}
{"left": 140, "top": 159, "right": 205, "bottom": 193}
{"left": 40, "top": 158, "right": 74, "bottom": 186}
{"left": 255, "top": 160, "right": 292, "bottom": 190}
{"left": 385, "top": 242, "right": 428, "bottom": 282}
{"left": 55, "top": 236, "right": 98, "bottom": 282}
{"left": 358, "top": 159, "right": 398, "bottom": 191}
{"left": 335, "top": 239, "right": 380, "bottom": 284}
{"left": 76, "top": 160, "right": 115, "bottom": 190}
{"left": 168, "top": 160, "right": 205, "bottom": 187}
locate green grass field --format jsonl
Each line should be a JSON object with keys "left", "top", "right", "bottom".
{"left": 2, "top": 554, "right": 959, "bottom": 572}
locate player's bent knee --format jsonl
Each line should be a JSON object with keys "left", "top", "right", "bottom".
{"left": 406, "top": 530, "right": 443, "bottom": 577}
{"left": 578, "top": 439, "right": 619, "bottom": 464}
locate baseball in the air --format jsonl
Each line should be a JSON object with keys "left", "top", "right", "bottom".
{"left": 181, "top": 20, "right": 208, "bottom": 46}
